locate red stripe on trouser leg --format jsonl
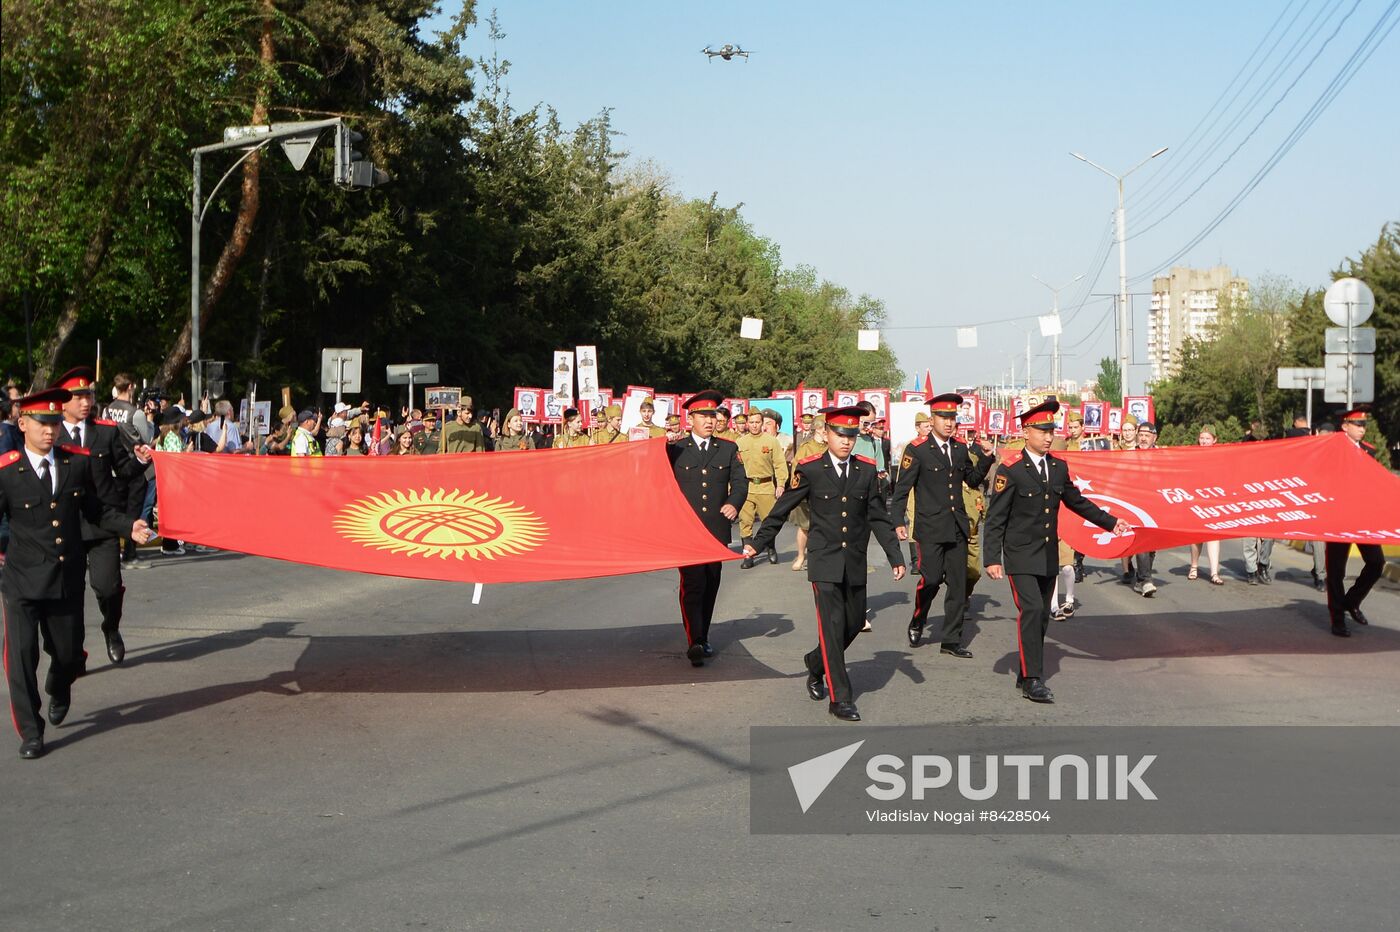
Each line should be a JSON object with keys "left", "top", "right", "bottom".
{"left": 911, "top": 541, "right": 926, "bottom": 622}
{"left": 811, "top": 583, "right": 835, "bottom": 700}
{"left": 677, "top": 570, "right": 693, "bottom": 645}
{"left": 1008, "top": 577, "right": 1027, "bottom": 678}
{"left": 2, "top": 599, "right": 19, "bottom": 737}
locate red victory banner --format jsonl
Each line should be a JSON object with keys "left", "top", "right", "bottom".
{"left": 1047, "top": 435, "right": 1400, "bottom": 558}
{"left": 154, "top": 441, "right": 739, "bottom": 584}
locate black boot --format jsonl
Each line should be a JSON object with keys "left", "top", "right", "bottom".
{"left": 1073, "top": 552, "right": 1084, "bottom": 583}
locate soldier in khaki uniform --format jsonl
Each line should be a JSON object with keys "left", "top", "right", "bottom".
{"left": 552, "top": 408, "right": 591, "bottom": 448}
{"left": 713, "top": 406, "right": 737, "bottom": 442}
{"left": 789, "top": 414, "right": 827, "bottom": 571}
{"left": 637, "top": 397, "right": 667, "bottom": 439}
{"left": 737, "top": 409, "right": 788, "bottom": 567}
{"left": 591, "top": 404, "right": 626, "bottom": 444}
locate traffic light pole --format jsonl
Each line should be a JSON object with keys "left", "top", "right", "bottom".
{"left": 188, "top": 119, "right": 345, "bottom": 405}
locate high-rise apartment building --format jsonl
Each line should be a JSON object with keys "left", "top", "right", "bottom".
{"left": 1148, "top": 265, "right": 1249, "bottom": 383}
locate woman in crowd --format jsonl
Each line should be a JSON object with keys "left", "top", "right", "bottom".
{"left": 1188, "top": 425, "right": 1225, "bottom": 585}
{"left": 393, "top": 426, "right": 417, "bottom": 456}
{"left": 344, "top": 421, "right": 366, "bottom": 456}
{"left": 493, "top": 409, "right": 537, "bottom": 451}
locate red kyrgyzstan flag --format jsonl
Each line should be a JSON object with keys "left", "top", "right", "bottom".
{"left": 154, "top": 440, "right": 739, "bottom": 583}
{"left": 1038, "top": 434, "right": 1400, "bottom": 557}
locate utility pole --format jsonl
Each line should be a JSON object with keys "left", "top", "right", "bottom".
{"left": 1071, "top": 146, "right": 1168, "bottom": 398}
{"left": 1032, "top": 273, "right": 1083, "bottom": 395}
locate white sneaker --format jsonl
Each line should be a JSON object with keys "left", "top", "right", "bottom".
{"left": 1141, "top": 581, "right": 1157, "bottom": 597}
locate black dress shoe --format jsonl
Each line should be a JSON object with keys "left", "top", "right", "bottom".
{"left": 686, "top": 644, "right": 705, "bottom": 667}
{"left": 47, "top": 700, "right": 70, "bottom": 727}
{"left": 701, "top": 641, "right": 716, "bottom": 656}
{"left": 1021, "top": 678, "right": 1054, "bottom": 703}
{"left": 1247, "top": 572, "right": 1258, "bottom": 585}
{"left": 19, "top": 737, "right": 44, "bottom": 760}
{"left": 767, "top": 548, "right": 779, "bottom": 565}
{"left": 906, "top": 621, "right": 923, "bottom": 648}
{"left": 105, "top": 631, "right": 126, "bottom": 664}
{"left": 1331, "top": 619, "right": 1350, "bottom": 638}
{"left": 1258, "top": 566, "right": 1272, "bottom": 585}
{"left": 740, "top": 555, "right": 756, "bottom": 569}
{"left": 1313, "top": 575, "right": 1326, "bottom": 592}
{"left": 828, "top": 701, "right": 861, "bottom": 722}
{"left": 940, "top": 645, "right": 974, "bottom": 659}
{"left": 1347, "top": 607, "right": 1368, "bottom": 626}
{"left": 806, "top": 672, "right": 826, "bottom": 701}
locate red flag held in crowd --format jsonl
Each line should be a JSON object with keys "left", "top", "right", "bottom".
{"left": 1047, "top": 434, "right": 1400, "bottom": 558}
{"left": 154, "top": 441, "right": 739, "bottom": 583}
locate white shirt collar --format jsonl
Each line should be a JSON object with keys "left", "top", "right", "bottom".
{"left": 1025, "top": 449, "right": 1047, "bottom": 470}
{"left": 25, "top": 446, "right": 57, "bottom": 482}
{"left": 828, "top": 451, "right": 850, "bottom": 470}
{"left": 691, "top": 432, "right": 709, "bottom": 447}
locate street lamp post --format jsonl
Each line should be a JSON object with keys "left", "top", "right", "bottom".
{"left": 1031, "top": 273, "right": 1083, "bottom": 394}
{"left": 1070, "top": 146, "right": 1167, "bottom": 398}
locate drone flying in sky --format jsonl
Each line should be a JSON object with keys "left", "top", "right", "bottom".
{"left": 701, "top": 44, "right": 751, "bottom": 62}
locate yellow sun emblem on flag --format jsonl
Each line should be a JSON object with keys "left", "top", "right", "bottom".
{"left": 334, "top": 489, "right": 547, "bottom": 560}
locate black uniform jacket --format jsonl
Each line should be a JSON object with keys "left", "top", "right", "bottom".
{"left": 891, "top": 434, "right": 992, "bottom": 543}
{"left": 65, "top": 417, "right": 144, "bottom": 541}
{"left": 982, "top": 450, "right": 1116, "bottom": 576}
{"left": 668, "top": 435, "right": 748, "bottom": 544}
{"left": 753, "top": 453, "right": 905, "bottom": 584}
{"left": 0, "top": 445, "right": 134, "bottom": 600}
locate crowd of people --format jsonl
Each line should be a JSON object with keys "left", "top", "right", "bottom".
{"left": 0, "top": 368, "right": 1390, "bottom": 747}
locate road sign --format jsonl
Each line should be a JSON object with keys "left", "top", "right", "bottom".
{"left": 1324, "top": 327, "right": 1376, "bottom": 354}
{"left": 385, "top": 363, "right": 438, "bottom": 386}
{"left": 1323, "top": 278, "right": 1375, "bottom": 326}
{"left": 1276, "top": 367, "right": 1325, "bottom": 390}
{"left": 320, "top": 348, "right": 363, "bottom": 396}
{"left": 1324, "top": 353, "right": 1374, "bottom": 403}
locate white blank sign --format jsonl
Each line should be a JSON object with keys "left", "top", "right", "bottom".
{"left": 740, "top": 317, "right": 764, "bottom": 340}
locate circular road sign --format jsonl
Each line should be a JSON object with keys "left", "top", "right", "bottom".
{"left": 1323, "top": 277, "right": 1375, "bottom": 326}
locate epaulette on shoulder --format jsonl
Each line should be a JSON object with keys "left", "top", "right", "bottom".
{"left": 0, "top": 450, "right": 21, "bottom": 468}
{"left": 715, "top": 435, "right": 736, "bottom": 446}
{"left": 1361, "top": 440, "right": 1376, "bottom": 451}
{"left": 93, "top": 418, "right": 116, "bottom": 427}
{"left": 797, "top": 452, "right": 823, "bottom": 465}
{"left": 909, "top": 436, "right": 927, "bottom": 447}
{"left": 58, "top": 443, "right": 89, "bottom": 456}
{"left": 853, "top": 454, "right": 876, "bottom": 466}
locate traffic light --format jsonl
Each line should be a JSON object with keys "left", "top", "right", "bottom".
{"left": 335, "top": 123, "right": 390, "bottom": 188}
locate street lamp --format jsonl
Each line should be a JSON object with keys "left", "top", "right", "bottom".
{"left": 1070, "top": 145, "right": 1167, "bottom": 398}
{"left": 1031, "top": 273, "right": 1082, "bottom": 394}
{"left": 188, "top": 118, "right": 387, "bottom": 404}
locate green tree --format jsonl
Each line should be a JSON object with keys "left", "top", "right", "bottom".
{"left": 1092, "top": 357, "right": 1121, "bottom": 405}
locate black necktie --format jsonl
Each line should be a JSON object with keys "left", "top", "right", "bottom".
{"left": 941, "top": 442, "right": 950, "bottom": 461}
{"left": 699, "top": 441, "right": 707, "bottom": 453}
{"left": 1038, "top": 458, "right": 1048, "bottom": 484}
{"left": 73, "top": 424, "right": 83, "bottom": 447}
{"left": 837, "top": 461, "right": 848, "bottom": 484}
{"left": 39, "top": 458, "right": 53, "bottom": 500}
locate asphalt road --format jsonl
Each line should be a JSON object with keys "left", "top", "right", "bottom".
{"left": 2, "top": 535, "right": 1397, "bottom": 932}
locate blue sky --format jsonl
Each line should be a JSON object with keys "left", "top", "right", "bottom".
{"left": 422, "top": 0, "right": 1399, "bottom": 392}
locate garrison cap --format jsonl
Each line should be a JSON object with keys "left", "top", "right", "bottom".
{"left": 16, "top": 388, "right": 72, "bottom": 423}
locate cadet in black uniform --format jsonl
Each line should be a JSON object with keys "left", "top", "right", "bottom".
{"left": 983, "top": 400, "right": 1129, "bottom": 703}
{"left": 891, "top": 392, "right": 994, "bottom": 655}
{"left": 54, "top": 366, "right": 150, "bottom": 663}
{"left": 1326, "top": 406, "right": 1387, "bottom": 637}
{"left": 667, "top": 390, "right": 748, "bottom": 666}
{"left": 748, "top": 406, "right": 906, "bottom": 722}
{"left": 1, "top": 389, "right": 153, "bottom": 759}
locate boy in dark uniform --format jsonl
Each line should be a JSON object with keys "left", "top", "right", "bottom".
{"left": 667, "top": 391, "right": 748, "bottom": 665}
{"left": 891, "top": 392, "right": 994, "bottom": 655}
{"left": 1325, "top": 406, "right": 1387, "bottom": 637}
{"left": 53, "top": 366, "right": 151, "bottom": 663}
{"left": 1, "top": 389, "right": 153, "bottom": 758}
{"left": 983, "top": 400, "right": 1129, "bottom": 703}
{"left": 748, "top": 406, "right": 906, "bottom": 722}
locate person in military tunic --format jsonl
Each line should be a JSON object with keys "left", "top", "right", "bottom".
{"left": 636, "top": 398, "right": 667, "bottom": 439}
{"left": 983, "top": 400, "right": 1129, "bottom": 703}
{"left": 1, "top": 389, "right": 153, "bottom": 759}
{"left": 1326, "top": 406, "right": 1387, "bottom": 637}
{"left": 712, "top": 406, "right": 736, "bottom": 442}
{"left": 736, "top": 410, "right": 789, "bottom": 568}
{"left": 666, "top": 391, "right": 748, "bottom": 666}
{"left": 788, "top": 414, "right": 827, "bottom": 572}
{"left": 748, "top": 406, "right": 906, "bottom": 722}
{"left": 53, "top": 367, "right": 150, "bottom": 664}
{"left": 552, "top": 408, "right": 591, "bottom": 448}
{"left": 891, "top": 393, "right": 994, "bottom": 655}
{"left": 590, "top": 404, "right": 626, "bottom": 445}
